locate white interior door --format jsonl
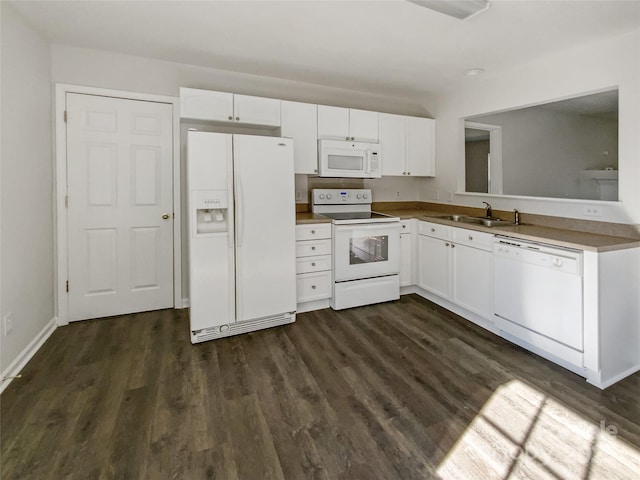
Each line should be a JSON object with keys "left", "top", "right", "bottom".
{"left": 66, "top": 93, "right": 174, "bottom": 321}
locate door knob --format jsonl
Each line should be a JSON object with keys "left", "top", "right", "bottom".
{"left": 162, "top": 213, "right": 170, "bottom": 220}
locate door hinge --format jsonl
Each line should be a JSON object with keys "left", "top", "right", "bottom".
{"left": 64, "top": 110, "right": 67, "bottom": 123}
{"left": 66, "top": 280, "right": 69, "bottom": 292}
{"left": 65, "top": 195, "right": 69, "bottom": 208}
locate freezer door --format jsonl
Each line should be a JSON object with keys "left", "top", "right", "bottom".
{"left": 233, "top": 135, "right": 297, "bottom": 322}
{"left": 187, "top": 132, "right": 236, "bottom": 332}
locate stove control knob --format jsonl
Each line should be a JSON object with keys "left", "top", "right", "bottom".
{"left": 319, "top": 194, "right": 325, "bottom": 199}
{"left": 363, "top": 193, "right": 369, "bottom": 199}
{"left": 356, "top": 194, "right": 362, "bottom": 199}
{"left": 326, "top": 194, "right": 332, "bottom": 199}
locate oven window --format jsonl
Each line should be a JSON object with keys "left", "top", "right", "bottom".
{"left": 349, "top": 235, "right": 389, "bottom": 264}
{"left": 328, "top": 154, "right": 364, "bottom": 171}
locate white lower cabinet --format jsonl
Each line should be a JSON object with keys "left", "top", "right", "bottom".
{"left": 295, "top": 223, "right": 332, "bottom": 307}
{"left": 417, "top": 221, "right": 493, "bottom": 319}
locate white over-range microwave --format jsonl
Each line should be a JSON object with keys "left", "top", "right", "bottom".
{"left": 317, "top": 139, "right": 382, "bottom": 178}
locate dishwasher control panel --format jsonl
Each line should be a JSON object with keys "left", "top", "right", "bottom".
{"left": 494, "top": 239, "right": 582, "bottom": 276}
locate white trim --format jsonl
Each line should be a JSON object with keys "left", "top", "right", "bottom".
{"left": 587, "top": 364, "right": 640, "bottom": 390}
{"left": 182, "top": 297, "right": 190, "bottom": 308}
{"left": 1, "top": 318, "right": 57, "bottom": 395}
{"left": 54, "top": 84, "right": 182, "bottom": 324}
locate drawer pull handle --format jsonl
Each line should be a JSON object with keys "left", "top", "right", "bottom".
{"left": 468, "top": 236, "right": 473, "bottom": 240}
{"left": 311, "top": 285, "right": 316, "bottom": 289}
{"left": 311, "top": 262, "right": 316, "bottom": 266}
{"left": 311, "top": 246, "right": 316, "bottom": 251}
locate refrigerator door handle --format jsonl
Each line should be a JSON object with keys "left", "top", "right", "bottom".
{"left": 236, "top": 175, "right": 244, "bottom": 247}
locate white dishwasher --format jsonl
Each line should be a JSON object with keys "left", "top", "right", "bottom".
{"left": 493, "top": 237, "right": 583, "bottom": 354}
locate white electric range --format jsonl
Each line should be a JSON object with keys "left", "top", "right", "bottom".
{"left": 312, "top": 189, "right": 401, "bottom": 310}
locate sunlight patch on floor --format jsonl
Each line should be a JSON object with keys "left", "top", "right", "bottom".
{"left": 436, "top": 379, "right": 640, "bottom": 479}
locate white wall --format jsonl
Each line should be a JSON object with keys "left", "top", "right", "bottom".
{"left": 423, "top": 28, "right": 640, "bottom": 224}
{"left": 1, "top": 4, "right": 54, "bottom": 374}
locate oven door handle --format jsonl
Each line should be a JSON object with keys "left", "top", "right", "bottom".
{"left": 335, "top": 223, "right": 400, "bottom": 233}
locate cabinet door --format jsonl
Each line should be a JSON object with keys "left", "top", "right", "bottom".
{"left": 317, "top": 105, "right": 350, "bottom": 140}
{"left": 451, "top": 244, "right": 492, "bottom": 318}
{"left": 349, "top": 109, "right": 379, "bottom": 142}
{"left": 418, "top": 235, "right": 451, "bottom": 298}
{"left": 282, "top": 101, "right": 318, "bottom": 174}
{"left": 379, "top": 113, "right": 406, "bottom": 176}
{"left": 400, "top": 233, "right": 413, "bottom": 287}
{"left": 406, "top": 116, "right": 435, "bottom": 177}
{"left": 233, "top": 94, "right": 281, "bottom": 126}
{"left": 180, "top": 87, "right": 233, "bottom": 122}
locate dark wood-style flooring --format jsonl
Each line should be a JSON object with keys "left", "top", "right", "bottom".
{"left": 2, "top": 294, "right": 639, "bottom": 479}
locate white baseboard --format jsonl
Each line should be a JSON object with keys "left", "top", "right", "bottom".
{"left": 181, "top": 297, "right": 190, "bottom": 309}
{"left": 1, "top": 317, "right": 58, "bottom": 395}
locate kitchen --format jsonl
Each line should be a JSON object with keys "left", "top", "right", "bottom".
{"left": 2, "top": 1, "right": 640, "bottom": 478}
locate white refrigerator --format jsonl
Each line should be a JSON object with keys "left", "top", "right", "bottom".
{"left": 187, "top": 132, "right": 297, "bottom": 343}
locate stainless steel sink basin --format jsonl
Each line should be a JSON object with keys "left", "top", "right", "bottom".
{"left": 434, "top": 215, "right": 514, "bottom": 227}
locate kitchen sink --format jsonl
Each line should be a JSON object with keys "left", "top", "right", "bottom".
{"left": 434, "top": 215, "right": 514, "bottom": 227}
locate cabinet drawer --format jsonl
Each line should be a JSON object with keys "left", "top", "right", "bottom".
{"left": 451, "top": 228, "right": 494, "bottom": 251}
{"left": 297, "top": 271, "right": 332, "bottom": 302}
{"left": 296, "top": 223, "right": 331, "bottom": 241}
{"left": 400, "top": 219, "right": 414, "bottom": 235}
{"left": 297, "top": 255, "right": 332, "bottom": 274}
{"left": 296, "top": 239, "right": 331, "bottom": 257}
{"left": 418, "top": 221, "right": 450, "bottom": 240}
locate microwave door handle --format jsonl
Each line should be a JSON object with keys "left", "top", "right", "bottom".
{"left": 366, "top": 151, "right": 371, "bottom": 175}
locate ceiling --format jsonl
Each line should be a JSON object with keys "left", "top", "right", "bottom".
{"left": 9, "top": 0, "right": 640, "bottom": 100}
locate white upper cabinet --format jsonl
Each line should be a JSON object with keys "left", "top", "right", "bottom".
{"left": 233, "top": 94, "right": 280, "bottom": 127}
{"left": 180, "top": 88, "right": 233, "bottom": 123}
{"left": 317, "top": 105, "right": 379, "bottom": 142}
{"left": 281, "top": 100, "right": 319, "bottom": 175}
{"left": 406, "top": 116, "right": 435, "bottom": 177}
{"left": 180, "top": 88, "right": 280, "bottom": 127}
{"left": 379, "top": 113, "right": 435, "bottom": 177}
{"left": 379, "top": 113, "right": 406, "bottom": 176}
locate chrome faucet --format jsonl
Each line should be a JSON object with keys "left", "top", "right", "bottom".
{"left": 482, "top": 201, "right": 493, "bottom": 218}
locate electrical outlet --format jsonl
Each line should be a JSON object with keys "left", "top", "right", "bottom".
{"left": 3, "top": 312, "right": 13, "bottom": 336}
{"left": 396, "top": 191, "right": 401, "bottom": 199}
{"left": 583, "top": 206, "right": 602, "bottom": 217}
{"left": 433, "top": 190, "right": 440, "bottom": 200}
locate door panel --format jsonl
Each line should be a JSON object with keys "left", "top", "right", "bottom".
{"left": 66, "top": 93, "right": 174, "bottom": 321}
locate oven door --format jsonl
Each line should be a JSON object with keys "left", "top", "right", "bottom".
{"left": 333, "top": 223, "right": 400, "bottom": 282}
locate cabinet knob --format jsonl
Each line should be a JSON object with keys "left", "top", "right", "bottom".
{"left": 162, "top": 213, "right": 170, "bottom": 220}
{"left": 451, "top": 244, "right": 455, "bottom": 248}
{"left": 345, "top": 136, "right": 350, "bottom": 140}
{"left": 311, "top": 246, "right": 316, "bottom": 250}
{"left": 431, "top": 228, "right": 435, "bottom": 232}
{"left": 311, "top": 262, "right": 316, "bottom": 267}
{"left": 235, "top": 116, "right": 240, "bottom": 121}
{"left": 445, "top": 242, "right": 450, "bottom": 247}
{"left": 311, "top": 285, "right": 316, "bottom": 289}
{"left": 468, "top": 235, "right": 473, "bottom": 241}
{"left": 351, "top": 137, "right": 355, "bottom": 141}
{"left": 407, "top": 172, "right": 411, "bottom": 175}
{"left": 311, "top": 230, "right": 315, "bottom": 234}
{"left": 402, "top": 224, "right": 406, "bottom": 229}
{"left": 314, "top": 169, "right": 318, "bottom": 173}
{"left": 228, "top": 116, "right": 233, "bottom": 120}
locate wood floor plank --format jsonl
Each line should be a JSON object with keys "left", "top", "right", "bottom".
{"left": 2, "top": 297, "right": 640, "bottom": 479}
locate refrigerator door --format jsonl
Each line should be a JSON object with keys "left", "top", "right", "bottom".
{"left": 187, "top": 132, "right": 235, "bottom": 333}
{"left": 233, "top": 135, "right": 297, "bottom": 322}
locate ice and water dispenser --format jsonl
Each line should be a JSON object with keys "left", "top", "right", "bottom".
{"left": 192, "top": 189, "right": 229, "bottom": 235}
